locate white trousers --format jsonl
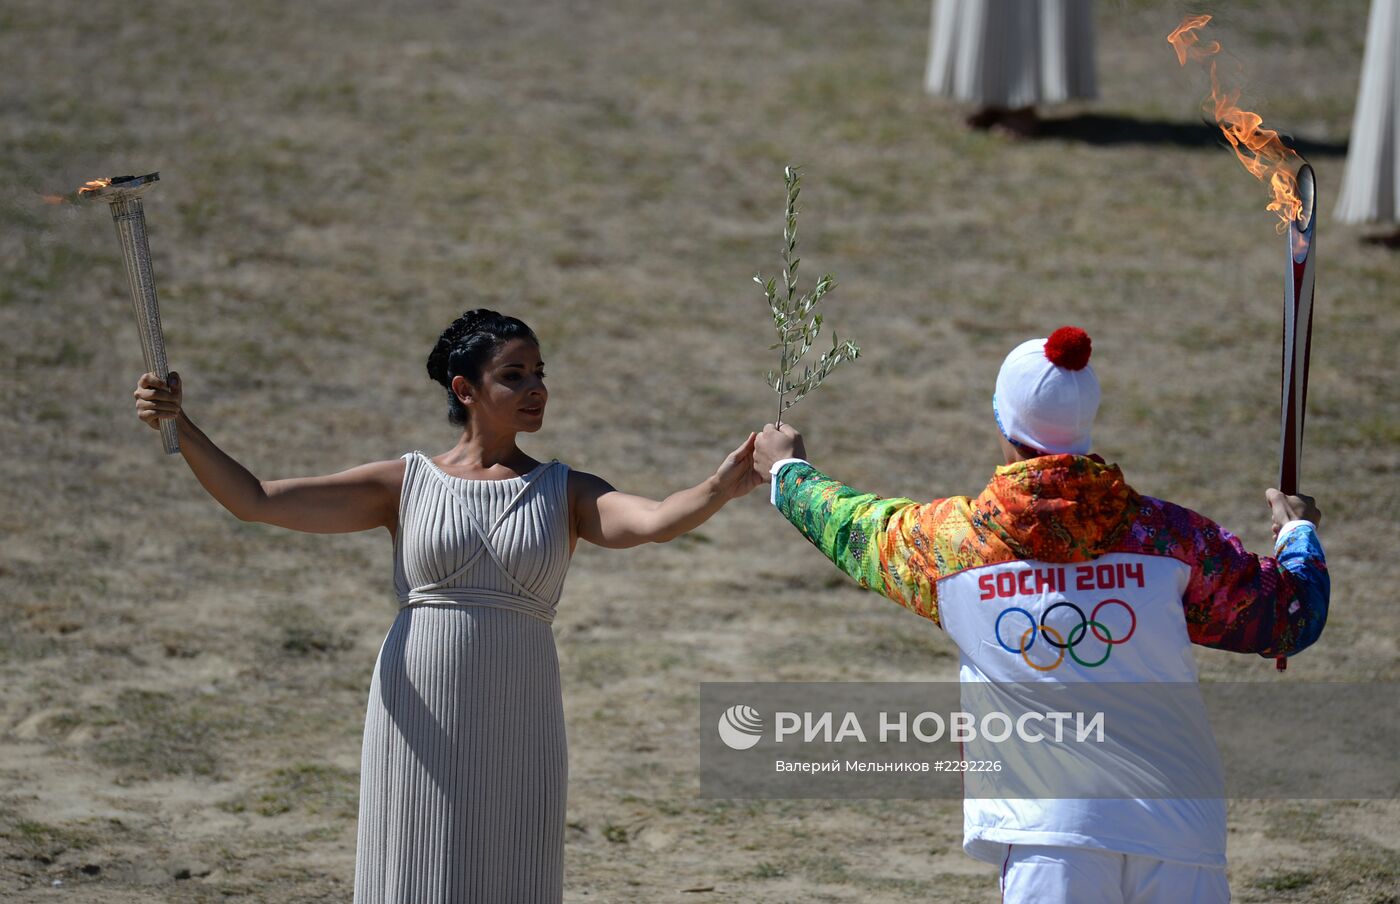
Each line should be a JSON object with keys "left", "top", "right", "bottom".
{"left": 999, "top": 844, "right": 1229, "bottom": 904}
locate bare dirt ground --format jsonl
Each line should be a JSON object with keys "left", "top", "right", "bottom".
{"left": 1, "top": 0, "right": 1396, "bottom": 901}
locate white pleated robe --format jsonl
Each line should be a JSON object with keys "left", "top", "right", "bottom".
{"left": 1336, "top": 0, "right": 1400, "bottom": 224}
{"left": 925, "top": 0, "right": 1098, "bottom": 108}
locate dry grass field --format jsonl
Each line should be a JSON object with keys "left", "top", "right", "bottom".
{"left": 2, "top": 0, "right": 1397, "bottom": 901}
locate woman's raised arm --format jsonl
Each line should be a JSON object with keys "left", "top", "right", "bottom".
{"left": 135, "top": 371, "right": 401, "bottom": 534}
{"left": 568, "top": 433, "right": 762, "bottom": 549}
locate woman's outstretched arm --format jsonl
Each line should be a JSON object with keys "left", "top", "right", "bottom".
{"left": 569, "top": 433, "right": 763, "bottom": 549}
{"left": 134, "top": 371, "right": 401, "bottom": 533}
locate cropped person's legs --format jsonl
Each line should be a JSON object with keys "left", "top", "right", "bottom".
{"left": 1123, "top": 853, "right": 1230, "bottom": 904}
{"left": 999, "top": 844, "right": 1124, "bottom": 904}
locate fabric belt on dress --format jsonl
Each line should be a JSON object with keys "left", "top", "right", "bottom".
{"left": 397, "top": 587, "right": 557, "bottom": 625}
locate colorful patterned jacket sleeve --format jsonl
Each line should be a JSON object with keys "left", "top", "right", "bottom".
{"left": 1125, "top": 499, "right": 1329, "bottom": 657}
{"left": 773, "top": 461, "right": 943, "bottom": 626}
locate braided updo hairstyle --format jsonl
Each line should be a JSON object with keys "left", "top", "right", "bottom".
{"left": 426, "top": 309, "right": 539, "bottom": 427}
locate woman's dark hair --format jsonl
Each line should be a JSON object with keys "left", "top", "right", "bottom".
{"left": 426, "top": 309, "right": 538, "bottom": 427}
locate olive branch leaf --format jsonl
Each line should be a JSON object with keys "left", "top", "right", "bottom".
{"left": 755, "top": 165, "right": 860, "bottom": 426}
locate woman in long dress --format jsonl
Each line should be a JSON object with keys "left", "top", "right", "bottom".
{"left": 132, "top": 309, "right": 764, "bottom": 903}
{"left": 1335, "top": 0, "right": 1400, "bottom": 245}
{"left": 925, "top": 0, "right": 1097, "bottom": 137}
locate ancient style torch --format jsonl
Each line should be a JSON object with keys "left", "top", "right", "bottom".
{"left": 1275, "top": 163, "right": 1317, "bottom": 672}
{"left": 79, "top": 173, "right": 179, "bottom": 455}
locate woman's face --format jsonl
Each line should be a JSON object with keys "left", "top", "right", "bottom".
{"left": 453, "top": 337, "right": 547, "bottom": 433}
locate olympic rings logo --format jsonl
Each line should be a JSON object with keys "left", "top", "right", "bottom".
{"left": 994, "top": 599, "right": 1137, "bottom": 670}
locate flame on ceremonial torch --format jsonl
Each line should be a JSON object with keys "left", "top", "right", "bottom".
{"left": 1167, "top": 15, "right": 1305, "bottom": 233}
{"left": 1168, "top": 15, "right": 1317, "bottom": 671}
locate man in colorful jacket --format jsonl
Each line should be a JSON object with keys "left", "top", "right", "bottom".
{"left": 751, "top": 326, "right": 1329, "bottom": 904}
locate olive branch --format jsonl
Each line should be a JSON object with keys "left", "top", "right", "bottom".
{"left": 755, "top": 165, "right": 860, "bottom": 426}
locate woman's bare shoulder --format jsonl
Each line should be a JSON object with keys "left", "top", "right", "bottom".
{"left": 338, "top": 456, "right": 409, "bottom": 485}
{"left": 566, "top": 467, "right": 616, "bottom": 498}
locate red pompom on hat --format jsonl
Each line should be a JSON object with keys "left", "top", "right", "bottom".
{"left": 1044, "top": 326, "right": 1092, "bottom": 370}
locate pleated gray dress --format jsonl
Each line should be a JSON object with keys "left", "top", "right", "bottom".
{"left": 925, "top": 0, "right": 1097, "bottom": 108}
{"left": 1335, "top": 0, "right": 1400, "bottom": 224}
{"left": 355, "top": 451, "right": 572, "bottom": 904}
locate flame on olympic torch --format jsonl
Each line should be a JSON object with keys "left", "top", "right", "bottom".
{"left": 38, "top": 178, "right": 113, "bottom": 206}
{"left": 77, "top": 178, "right": 113, "bottom": 196}
{"left": 1168, "top": 14, "right": 1305, "bottom": 233}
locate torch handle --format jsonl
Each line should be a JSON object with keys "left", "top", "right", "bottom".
{"left": 1275, "top": 163, "right": 1318, "bottom": 673}
{"left": 159, "top": 402, "right": 180, "bottom": 455}
{"left": 109, "top": 198, "right": 180, "bottom": 455}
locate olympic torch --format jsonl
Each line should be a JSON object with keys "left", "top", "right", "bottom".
{"left": 1166, "top": 15, "right": 1319, "bottom": 674}
{"left": 78, "top": 173, "right": 179, "bottom": 455}
{"left": 1274, "top": 163, "right": 1317, "bottom": 672}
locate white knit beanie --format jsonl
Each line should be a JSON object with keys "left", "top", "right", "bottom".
{"left": 993, "top": 326, "right": 1100, "bottom": 455}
